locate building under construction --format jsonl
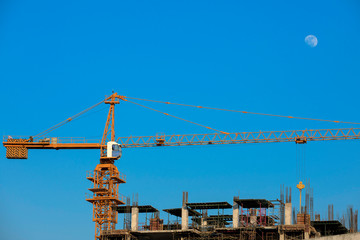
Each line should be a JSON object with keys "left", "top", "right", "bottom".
{"left": 99, "top": 189, "right": 357, "bottom": 240}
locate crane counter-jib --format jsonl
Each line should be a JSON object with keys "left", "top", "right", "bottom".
{"left": 3, "top": 127, "right": 360, "bottom": 159}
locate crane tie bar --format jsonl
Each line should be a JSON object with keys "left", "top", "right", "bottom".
{"left": 125, "top": 99, "right": 229, "bottom": 134}
{"left": 125, "top": 96, "right": 360, "bottom": 125}
{"left": 34, "top": 99, "right": 106, "bottom": 138}
{"left": 32, "top": 93, "right": 360, "bottom": 139}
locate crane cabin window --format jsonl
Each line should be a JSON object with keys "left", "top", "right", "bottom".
{"left": 112, "top": 144, "right": 120, "bottom": 151}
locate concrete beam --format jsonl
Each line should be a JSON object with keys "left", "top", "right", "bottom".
{"left": 312, "top": 233, "right": 360, "bottom": 240}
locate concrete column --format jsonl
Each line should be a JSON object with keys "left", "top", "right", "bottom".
{"left": 131, "top": 207, "right": 139, "bottom": 231}
{"left": 233, "top": 200, "right": 239, "bottom": 228}
{"left": 250, "top": 209, "right": 257, "bottom": 225}
{"left": 285, "top": 203, "right": 292, "bottom": 225}
{"left": 279, "top": 233, "right": 285, "bottom": 240}
{"left": 278, "top": 227, "right": 285, "bottom": 240}
{"left": 181, "top": 205, "right": 189, "bottom": 230}
{"left": 201, "top": 218, "right": 208, "bottom": 227}
{"left": 250, "top": 215, "right": 257, "bottom": 225}
{"left": 181, "top": 191, "right": 189, "bottom": 230}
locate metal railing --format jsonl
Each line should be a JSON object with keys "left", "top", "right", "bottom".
{"left": 85, "top": 192, "right": 93, "bottom": 199}
{"left": 85, "top": 192, "right": 127, "bottom": 203}
{"left": 52, "top": 137, "right": 100, "bottom": 144}
{"left": 163, "top": 221, "right": 182, "bottom": 230}
{"left": 3, "top": 135, "right": 101, "bottom": 144}
{"left": 86, "top": 170, "right": 94, "bottom": 179}
{"left": 117, "top": 172, "right": 126, "bottom": 182}
{"left": 118, "top": 193, "right": 126, "bottom": 203}
{"left": 86, "top": 170, "right": 126, "bottom": 183}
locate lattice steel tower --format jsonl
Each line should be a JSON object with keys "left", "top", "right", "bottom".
{"left": 86, "top": 93, "right": 126, "bottom": 240}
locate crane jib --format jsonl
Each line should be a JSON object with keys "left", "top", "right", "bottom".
{"left": 3, "top": 128, "right": 360, "bottom": 159}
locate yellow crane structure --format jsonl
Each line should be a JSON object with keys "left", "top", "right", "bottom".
{"left": 3, "top": 93, "right": 360, "bottom": 240}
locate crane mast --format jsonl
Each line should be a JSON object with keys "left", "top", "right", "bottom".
{"left": 3, "top": 93, "right": 360, "bottom": 240}
{"left": 87, "top": 93, "right": 126, "bottom": 240}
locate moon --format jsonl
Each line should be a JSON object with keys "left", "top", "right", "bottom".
{"left": 305, "top": 35, "right": 318, "bottom": 47}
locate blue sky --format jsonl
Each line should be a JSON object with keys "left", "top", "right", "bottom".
{"left": 1, "top": 1, "right": 360, "bottom": 239}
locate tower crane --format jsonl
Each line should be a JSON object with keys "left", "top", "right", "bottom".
{"left": 3, "top": 92, "right": 360, "bottom": 240}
